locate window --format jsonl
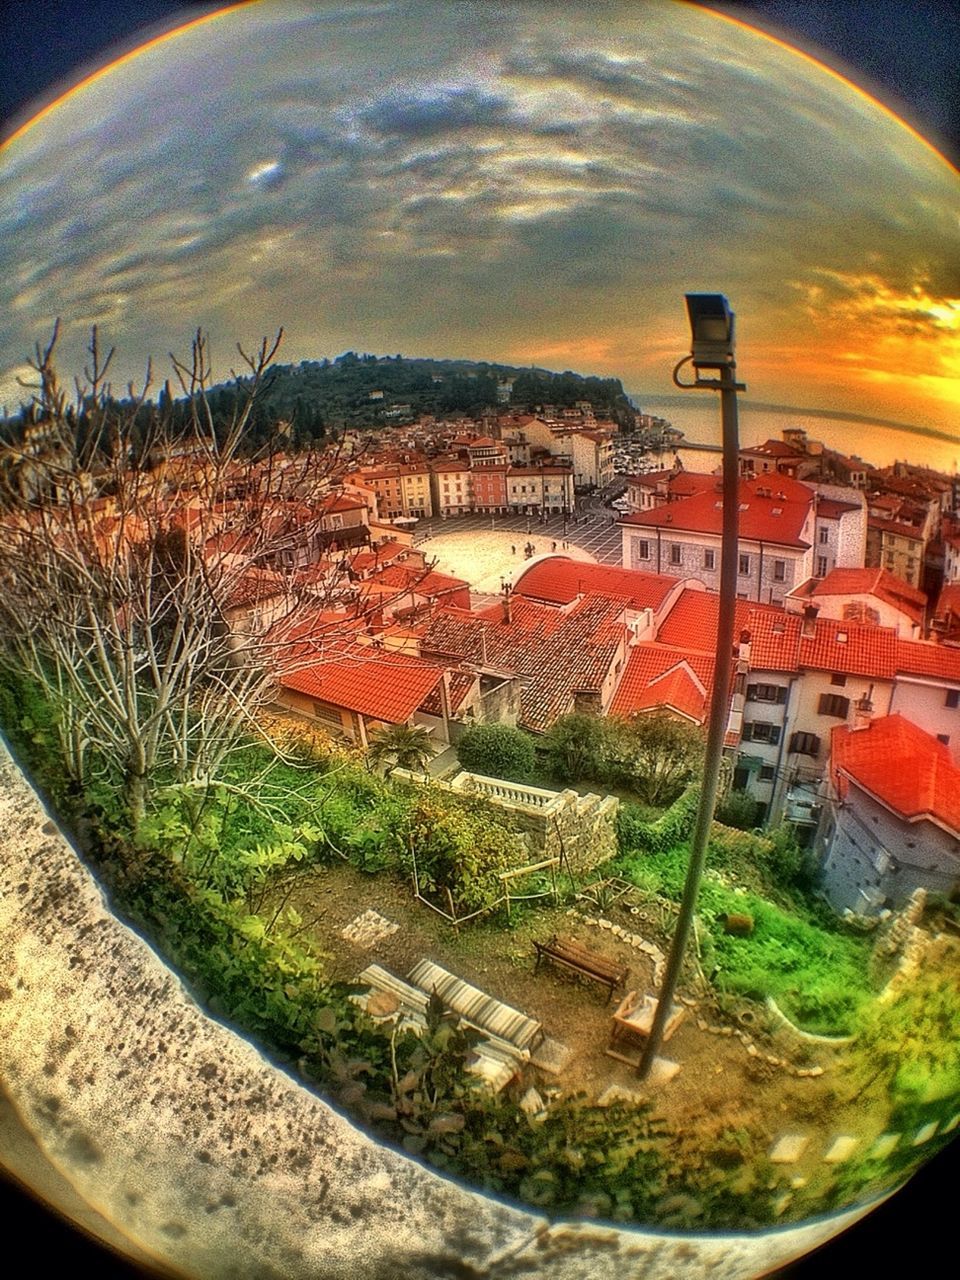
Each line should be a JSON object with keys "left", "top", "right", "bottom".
{"left": 739, "top": 553, "right": 750, "bottom": 576}
{"left": 817, "top": 556, "right": 828, "bottom": 577}
{"left": 830, "top": 673, "right": 847, "bottom": 687}
{"left": 773, "top": 560, "right": 785, "bottom": 582}
{"left": 946, "top": 689, "right": 960, "bottom": 709}
{"left": 819, "top": 526, "right": 829, "bottom": 544}
{"left": 743, "top": 721, "right": 781, "bottom": 744}
{"left": 818, "top": 692, "right": 850, "bottom": 718}
{"left": 790, "top": 731, "right": 820, "bottom": 757}
{"left": 760, "top": 765, "right": 776, "bottom": 782}
{"left": 938, "top": 733, "right": 950, "bottom": 745}
{"left": 747, "top": 683, "right": 786, "bottom": 703}
{"left": 634, "top": 538, "right": 650, "bottom": 561}
{"left": 703, "top": 548, "right": 715, "bottom": 570}
{"left": 670, "top": 544, "right": 682, "bottom": 566}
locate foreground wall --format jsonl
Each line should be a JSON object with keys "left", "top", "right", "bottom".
{"left": 0, "top": 739, "right": 877, "bottom": 1279}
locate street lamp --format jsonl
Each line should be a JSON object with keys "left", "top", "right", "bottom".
{"left": 637, "top": 293, "right": 744, "bottom": 1080}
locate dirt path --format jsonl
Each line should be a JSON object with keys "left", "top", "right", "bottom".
{"left": 278, "top": 861, "right": 871, "bottom": 1186}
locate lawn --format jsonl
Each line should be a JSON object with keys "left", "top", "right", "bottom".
{"left": 615, "top": 842, "right": 875, "bottom": 1035}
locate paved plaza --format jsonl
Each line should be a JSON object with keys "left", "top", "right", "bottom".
{"left": 415, "top": 505, "right": 624, "bottom": 594}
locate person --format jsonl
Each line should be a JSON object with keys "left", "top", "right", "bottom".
{"left": 552, "top": 540, "right": 557, "bottom": 552}
{"left": 511, "top": 544, "right": 516, "bottom": 555}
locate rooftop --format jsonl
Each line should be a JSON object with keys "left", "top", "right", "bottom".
{"left": 619, "top": 475, "right": 813, "bottom": 548}
{"left": 513, "top": 556, "right": 678, "bottom": 612}
{"left": 609, "top": 645, "right": 714, "bottom": 722}
{"left": 280, "top": 644, "right": 445, "bottom": 724}
{"left": 831, "top": 714, "right": 960, "bottom": 835}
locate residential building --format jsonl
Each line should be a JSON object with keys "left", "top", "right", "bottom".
{"left": 430, "top": 459, "right": 473, "bottom": 516}
{"left": 787, "top": 567, "right": 927, "bottom": 640}
{"left": 420, "top": 592, "right": 630, "bottom": 733}
{"left": 506, "top": 464, "right": 574, "bottom": 515}
{"left": 619, "top": 474, "right": 817, "bottom": 605}
{"left": 817, "top": 715, "right": 960, "bottom": 915}
{"left": 342, "top": 462, "right": 434, "bottom": 520}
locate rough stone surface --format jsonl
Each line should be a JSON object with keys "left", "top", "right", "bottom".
{"left": 823, "top": 1136, "right": 859, "bottom": 1165}
{"left": 0, "top": 741, "right": 886, "bottom": 1278}
{"left": 769, "top": 1135, "right": 811, "bottom": 1165}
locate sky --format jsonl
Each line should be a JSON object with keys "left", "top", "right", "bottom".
{"left": 0, "top": 0, "right": 957, "bottom": 457}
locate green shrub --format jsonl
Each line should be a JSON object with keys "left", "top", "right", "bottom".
{"left": 617, "top": 784, "right": 700, "bottom": 856}
{"left": 456, "top": 723, "right": 536, "bottom": 782}
{"left": 714, "top": 788, "right": 759, "bottom": 831}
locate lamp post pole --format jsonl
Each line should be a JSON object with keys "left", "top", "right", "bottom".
{"left": 637, "top": 296, "right": 744, "bottom": 1080}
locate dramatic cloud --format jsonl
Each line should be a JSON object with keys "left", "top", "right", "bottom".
{"left": 0, "top": 0, "right": 956, "bottom": 439}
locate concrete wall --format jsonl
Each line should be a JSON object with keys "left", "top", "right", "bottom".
{"left": 890, "top": 678, "right": 960, "bottom": 764}
{"left": 819, "top": 784, "right": 960, "bottom": 914}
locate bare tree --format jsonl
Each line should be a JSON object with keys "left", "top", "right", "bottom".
{"left": 0, "top": 324, "right": 435, "bottom": 836}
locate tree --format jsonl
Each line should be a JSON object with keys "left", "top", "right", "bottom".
{"left": 541, "top": 712, "right": 609, "bottom": 783}
{"left": 614, "top": 714, "right": 705, "bottom": 807}
{"left": 0, "top": 323, "right": 400, "bottom": 838}
{"left": 366, "top": 723, "right": 435, "bottom": 776}
{"left": 456, "top": 722, "right": 535, "bottom": 782}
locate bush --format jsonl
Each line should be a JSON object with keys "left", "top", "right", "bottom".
{"left": 456, "top": 723, "right": 535, "bottom": 782}
{"left": 714, "top": 789, "right": 759, "bottom": 831}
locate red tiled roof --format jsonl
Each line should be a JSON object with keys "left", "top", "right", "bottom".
{"left": 868, "top": 516, "right": 924, "bottom": 543}
{"left": 421, "top": 593, "right": 627, "bottom": 732}
{"left": 656, "top": 590, "right": 800, "bottom": 671}
{"left": 831, "top": 715, "right": 960, "bottom": 834}
{"left": 741, "top": 439, "right": 803, "bottom": 458}
{"left": 374, "top": 563, "right": 468, "bottom": 594}
{"left": 934, "top": 582, "right": 960, "bottom": 621}
{"left": 815, "top": 498, "right": 860, "bottom": 519}
{"left": 610, "top": 645, "right": 714, "bottom": 721}
{"left": 895, "top": 638, "right": 960, "bottom": 683}
{"left": 513, "top": 556, "right": 677, "bottom": 611}
{"left": 813, "top": 567, "right": 926, "bottom": 624}
{"left": 797, "top": 616, "right": 898, "bottom": 679}
{"left": 619, "top": 476, "right": 812, "bottom": 547}
{"left": 280, "top": 645, "right": 445, "bottom": 723}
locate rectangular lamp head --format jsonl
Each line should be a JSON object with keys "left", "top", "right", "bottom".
{"left": 685, "top": 293, "right": 736, "bottom": 369}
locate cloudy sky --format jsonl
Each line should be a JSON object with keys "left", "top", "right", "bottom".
{"left": 0, "top": 0, "right": 957, "bottom": 446}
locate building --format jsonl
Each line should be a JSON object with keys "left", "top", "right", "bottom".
{"left": 506, "top": 464, "right": 574, "bottom": 515}
{"left": 788, "top": 566, "right": 927, "bottom": 640}
{"left": 818, "top": 715, "right": 960, "bottom": 915}
{"left": 342, "top": 462, "right": 434, "bottom": 520}
{"left": 619, "top": 474, "right": 817, "bottom": 605}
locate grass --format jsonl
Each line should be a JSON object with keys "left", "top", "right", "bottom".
{"left": 615, "top": 843, "right": 875, "bottom": 1035}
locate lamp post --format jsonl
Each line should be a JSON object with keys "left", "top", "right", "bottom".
{"left": 637, "top": 293, "right": 744, "bottom": 1080}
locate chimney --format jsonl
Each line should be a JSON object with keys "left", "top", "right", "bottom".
{"left": 853, "top": 685, "right": 875, "bottom": 731}
{"left": 801, "top": 603, "right": 819, "bottom": 637}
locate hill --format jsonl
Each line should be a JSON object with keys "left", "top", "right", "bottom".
{"left": 204, "top": 352, "right": 637, "bottom": 442}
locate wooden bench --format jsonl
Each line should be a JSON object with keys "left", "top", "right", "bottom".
{"left": 533, "top": 934, "right": 628, "bottom": 1003}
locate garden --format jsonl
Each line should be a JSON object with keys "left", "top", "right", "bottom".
{"left": 3, "top": 674, "right": 958, "bottom": 1230}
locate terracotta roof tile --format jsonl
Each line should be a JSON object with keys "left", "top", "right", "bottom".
{"left": 797, "top": 616, "right": 897, "bottom": 679}
{"left": 513, "top": 556, "right": 677, "bottom": 611}
{"left": 421, "top": 593, "right": 627, "bottom": 732}
{"left": 610, "top": 645, "right": 714, "bottom": 721}
{"left": 656, "top": 590, "right": 799, "bottom": 671}
{"left": 831, "top": 715, "right": 960, "bottom": 834}
{"left": 280, "top": 644, "right": 445, "bottom": 723}
{"left": 619, "top": 475, "right": 813, "bottom": 547}
{"left": 895, "top": 638, "right": 960, "bottom": 682}
{"left": 813, "top": 567, "right": 926, "bottom": 624}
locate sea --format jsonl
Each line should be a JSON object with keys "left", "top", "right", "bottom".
{"left": 630, "top": 394, "right": 960, "bottom": 477}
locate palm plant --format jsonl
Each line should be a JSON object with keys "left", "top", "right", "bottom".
{"left": 366, "top": 722, "right": 435, "bottom": 776}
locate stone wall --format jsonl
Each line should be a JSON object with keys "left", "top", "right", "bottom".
{"left": 445, "top": 771, "right": 619, "bottom": 876}
{"left": 0, "top": 739, "right": 886, "bottom": 1278}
